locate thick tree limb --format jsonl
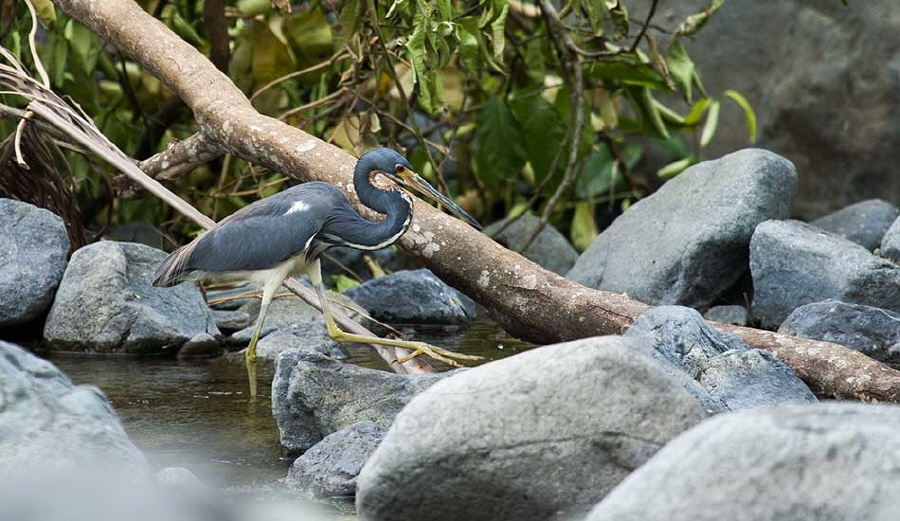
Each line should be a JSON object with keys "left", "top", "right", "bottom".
{"left": 50, "top": 0, "right": 900, "bottom": 402}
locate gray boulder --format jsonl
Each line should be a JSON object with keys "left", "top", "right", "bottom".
{"left": 272, "top": 350, "right": 443, "bottom": 453}
{"left": 356, "top": 336, "right": 707, "bottom": 521}
{"left": 586, "top": 403, "right": 900, "bottom": 521}
{"left": 285, "top": 421, "right": 386, "bottom": 499}
{"left": 0, "top": 340, "right": 146, "bottom": 471}
{"left": 626, "top": 306, "right": 815, "bottom": 413}
{"left": 881, "top": 216, "right": 900, "bottom": 263}
{"left": 703, "top": 305, "right": 749, "bottom": 326}
{"left": 0, "top": 341, "right": 229, "bottom": 521}
{"left": 43, "top": 241, "right": 219, "bottom": 355}
{"left": 654, "top": 1, "right": 900, "bottom": 219}
{"left": 345, "top": 269, "right": 475, "bottom": 325}
{"left": 484, "top": 215, "right": 578, "bottom": 275}
{"left": 750, "top": 220, "right": 900, "bottom": 328}
{"left": 0, "top": 199, "right": 70, "bottom": 327}
{"left": 811, "top": 199, "right": 899, "bottom": 250}
{"left": 567, "top": 149, "right": 796, "bottom": 308}
{"left": 779, "top": 301, "right": 900, "bottom": 366}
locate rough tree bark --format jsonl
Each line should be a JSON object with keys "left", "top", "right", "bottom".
{"left": 50, "top": 0, "right": 900, "bottom": 402}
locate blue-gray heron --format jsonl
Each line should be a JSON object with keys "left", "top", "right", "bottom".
{"left": 152, "top": 147, "right": 482, "bottom": 396}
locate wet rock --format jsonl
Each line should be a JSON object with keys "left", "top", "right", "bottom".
{"left": 881, "top": 216, "right": 900, "bottom": 263}
{"left": 484, "top": 215, "right": 578, "bottom": 275}
{"left": 345, "top": 269, "right": 475, "bottom": 325}
{"left": 811, "top": 199, "right": 899, "bottom": 250}
{"left": 703, "top": 305, "right": 749, "bottom": 326}
{"left": 586, "top": 403, "right": 900, "bottom": 521}
{"left": 567, "top": 149, "right": 796, "bottom": 308}
{"left": 626, "top": 306, "right": 815, "bottom": 412}
{"left": 0, "top": 199, "right": 70, "bottom": 327}
{"left": 43, "top": 241, "right": 219, "bottom": 355}
{"left": 285, "top": 421, "right": 385, "bottom": 499}
{"left": 750, "top": 220, "right": 900, "bottom": 329}
{"left": 356, "top": 336, "right": 707, "bottom": 521}
{"left": 178, "top": 333, "right": 223, "bottom": 358}
{"left": 272, "top": 350, "right": 443, "bottom": 453}
{"left": 256, "top": 322, "right": 347, "bottom": 361}
{"left": 779, "top": 301, "right": 900, "bottom": 366}
{"left": 0, "top": 340, "right": 146, "bottom": 471}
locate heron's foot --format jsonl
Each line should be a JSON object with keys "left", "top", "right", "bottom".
{"left": 395, "top": 342, "right": 482, "bottom": 368}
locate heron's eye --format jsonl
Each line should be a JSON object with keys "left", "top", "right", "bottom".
{"left": 394, "top": 164, "right": 403, "bottom": 174}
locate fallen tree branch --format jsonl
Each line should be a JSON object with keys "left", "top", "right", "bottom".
{"left": 49, "top": 0, "right": 900, "bottom": 401}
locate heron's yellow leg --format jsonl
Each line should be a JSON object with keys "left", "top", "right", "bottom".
{"left": 245, "top": 275, "right": 281, "bottom": 397}
{"left": 307, "top": 260, "right": 481, "bottom": 368}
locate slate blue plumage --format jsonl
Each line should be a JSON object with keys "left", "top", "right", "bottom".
{"left": 152, "top": 147, "right": 481, "bottom": 396}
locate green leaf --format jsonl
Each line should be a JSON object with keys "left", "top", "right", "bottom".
{"left": 724, "top": 89, "right": 757, "bottom": 143}
{"left": 170, "top": 12, "right": 204, "bottom": 46}
{"left": 639, "top": 87, "right": 670, "bottom": 139}
{"left": 684, "top": 97, "right": 713, "bottom": 125}
{"left": 653, "top": 100, "right": 685, "bottom": 125}
{"left": 675, "top": 0, "right": 725, "bottom": 36}
{"left": 571, "top": 201, "right": 598, "bottom": 251}
{"left": 475, "top": 96, "right": 528, "bottom": 191}
{"left": 666, "top": 38, "right": 695, "bottom": 103}
{"left": 657, "top": 157, "right": 694, "bottom": 179}
{"left": 32, "top": 0, "right": 56, "bottom": 20}
{"left": 607, "top": 0, "right": 630, "bottom": 40}
{"left": 334, "top": 275, "right": 360, "bottom": 292}
{"left": 583, "top": 59, "right": 668, "bottom": 89}
{"left": 575, "top": 147, "right": 614, "bottom": 199}
{"left": 509, "top": 96, "right": 565, "bottom": 184}
{"left": 700, "top": 100, "right": 720, "bottom": 147}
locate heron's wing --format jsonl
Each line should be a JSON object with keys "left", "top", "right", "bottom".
{"left": 153, "top": 183, "right": 349, "bottom": 286}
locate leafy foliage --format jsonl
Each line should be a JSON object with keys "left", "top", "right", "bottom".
{"left": 0, "top": 0, "right": 755, "bottom": 252}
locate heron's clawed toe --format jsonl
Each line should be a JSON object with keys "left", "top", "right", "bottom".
{"left": 395, "top": 342, "right": 482, "bottom": 367}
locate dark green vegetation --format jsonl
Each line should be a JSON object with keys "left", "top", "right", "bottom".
{"left": 0, "top": 0, "right": 753, "bottom": 252}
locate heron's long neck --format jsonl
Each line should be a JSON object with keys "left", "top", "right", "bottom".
{"left": 344, "top": 164, "right": 412, "bottom": 250}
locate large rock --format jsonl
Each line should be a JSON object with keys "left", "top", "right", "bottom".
{"left": 43, "top": 241, "right": 219, "bottom": 355}
{"left": 484, "top": 215, "right": 578, "bottom": 275}
{"left": 0, "top": 340, "right": 145, "bottom": 471}
{"left": 0, "top": 341, "right": 229, "bottom": 521}
{"left": 586, "top": 403, "right": 900, "bottom": 521}
{"left": 272, "top": 350, "right": 443, "bottom": 453}
{"left": 881, "top": 216, "right": 900, "bottom": 263}
{"left": 567, "top": 149, "right": 796, "bottom": 308}
{"left": 750, "top": 220, "right": 900, "bottom": 328}
{"left": 779, "top": 300, "right": 900, "bottom": 366}
{"left": 702, "top": 305, "right": 749, "bottom": 327}
{"left": 625, "top": 306, "right": 815, "bottom": 413}
{"left": 356, "top": 336, "right": 707, "bottom": 521}
{"left": 345, "top": 269, "right": 475, "bottom": 325}
{"left": 651, "top": 1, "right": 900, "bottom": 219}
{"left": 811, "top": 199, "right": 899, "bottom": 250}
{"left": 285, "top": 421, "right": 386, "bottom": 499}
{"left": 0, "top": 199, "right": 70, "bottom": 327}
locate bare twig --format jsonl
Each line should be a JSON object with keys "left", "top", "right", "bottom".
{"left": 630, "top": 0, "right": 660, "bottom": 53}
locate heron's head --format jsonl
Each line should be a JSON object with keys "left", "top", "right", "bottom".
{"left": 361, "top": 147, "right": 482, "bottom": 230}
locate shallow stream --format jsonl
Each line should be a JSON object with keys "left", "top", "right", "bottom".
{"left": 51, "top": 320, "right": 532, "bottom": 493}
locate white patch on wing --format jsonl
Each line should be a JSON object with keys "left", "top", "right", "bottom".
{"left": 286, "top": 201, "right": 311, "bottom": 214}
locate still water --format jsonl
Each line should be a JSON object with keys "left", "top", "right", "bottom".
{"left": 50, "top": 320, "right": 533, "bottom": 490}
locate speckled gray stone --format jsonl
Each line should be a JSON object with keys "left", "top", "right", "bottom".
{"left": 568, "top": 149, "right": 796, "bottom": 308}
{"left": 0, "top": 199, "right": 69, "bottom": 327}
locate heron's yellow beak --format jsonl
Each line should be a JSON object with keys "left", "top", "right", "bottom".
{"left": 395, "top": 166, "right": 482, "bottom": 230}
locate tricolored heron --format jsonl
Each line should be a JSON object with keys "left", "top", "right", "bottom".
{"left": 153, "top": 147, "right": 482, "bottom": 396}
